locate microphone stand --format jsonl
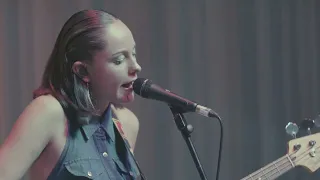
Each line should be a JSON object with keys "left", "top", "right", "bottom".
{"left": 169, "top": 106, "right": 208, "bottom": 180}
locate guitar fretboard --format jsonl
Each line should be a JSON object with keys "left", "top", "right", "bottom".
{"left": 241, "top": 154, "right": 295, "bottom": 180}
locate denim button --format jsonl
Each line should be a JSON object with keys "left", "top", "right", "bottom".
{"left": 103, "top": 152, "right": 108, "bottom": 157}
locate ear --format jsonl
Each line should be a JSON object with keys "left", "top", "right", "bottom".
{"left": 72, "top": 61, "right": 90, "bottom": 83}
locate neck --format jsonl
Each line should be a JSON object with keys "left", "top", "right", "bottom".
{"left": 92, "top": 98, "right": 110, "bottom": 116}
{"left": 90, "top": 89, "right": 112, "bottom": 116}
{"left": 241, "top": 154, "right": 295, "bottom": 180}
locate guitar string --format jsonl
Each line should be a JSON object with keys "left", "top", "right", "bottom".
{"left": 246, "top": 147, "right": 316, "bottom": 180}
{"left": 262, "top": 145, "right": 320, "bottom": 180}
{"left": 243, "top": 144, "right": 320, "bottom": 180}
{"left": 242, "top": 155, "right": 292, "bottom": 180}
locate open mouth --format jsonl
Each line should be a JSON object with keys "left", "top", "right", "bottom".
{"left": 121, "top": 81, "right": 133, "bottom": 89}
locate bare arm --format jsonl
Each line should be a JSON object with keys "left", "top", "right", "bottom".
{"left": 0, "top": 95, "right": 65, "bottom": 180}
{"left": 112, "top": 105, "right": 140, "bottom": 151}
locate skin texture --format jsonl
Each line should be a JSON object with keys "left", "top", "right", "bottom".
{"left": 0, "top": 19, "right": 141, "bottom": 180}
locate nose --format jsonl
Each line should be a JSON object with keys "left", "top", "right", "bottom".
{"left": 128, "top": 61, "right": 141, "bottom": 76}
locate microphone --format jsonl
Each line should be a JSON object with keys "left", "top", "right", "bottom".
{"left": 133, "top": 78, "right": 220, "bottom": 119}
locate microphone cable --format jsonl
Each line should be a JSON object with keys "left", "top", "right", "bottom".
{"left": 214, "top": 114, "right": 223, "bottom": 180}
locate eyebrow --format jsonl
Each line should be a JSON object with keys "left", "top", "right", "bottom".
{"left": 111, "top": 44, "right": 136, "bottom": 57}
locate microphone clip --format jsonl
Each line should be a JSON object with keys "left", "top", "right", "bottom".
{"left": 168, "top": 105, "right": 207, "bottom": 180}
{"left": 169, "top": 105, "right": 194, "bottom": 137}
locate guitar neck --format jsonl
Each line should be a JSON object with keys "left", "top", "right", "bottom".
{"left": 241, "top": 154, "right": 296, "bottom": 180}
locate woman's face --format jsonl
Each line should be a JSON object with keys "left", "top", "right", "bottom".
{"left": 87, "top": 20, "right": 141, "bottom": 108}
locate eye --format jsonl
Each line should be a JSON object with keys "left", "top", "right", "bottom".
{"left": 114, "top": 60, "right": 122, "bottom": 65}
{"left": 113, "top": 55, "right": 125, "bottom": 65}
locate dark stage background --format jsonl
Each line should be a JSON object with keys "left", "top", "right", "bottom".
{"left": 0, "top": 0, "right": 320, "bottom": 179}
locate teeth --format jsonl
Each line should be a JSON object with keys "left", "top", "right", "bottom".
{"left": 122, "top": 82, "right": 133, "bottom": 88}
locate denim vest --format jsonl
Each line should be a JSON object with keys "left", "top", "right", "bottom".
{"left": 46, "top": 105, "right": 142, "bottom": 180}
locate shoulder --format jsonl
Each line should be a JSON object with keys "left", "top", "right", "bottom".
{"left": 0, "top": 95, "right": 66, "bottom": 179}
{"left": 111, "top": 104, "right": 139, "bottom": 150}
{"left": 20, "top": 95, "right": 66, "bottom": 133}
{"left": 112, "top": 105, "right": 139, "bottom": 128}
{"left": 31, "top": 94, "right": 63, "bottom": 109}
{"left": 27, "top": 95, "right": 65, "bottom": 121}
